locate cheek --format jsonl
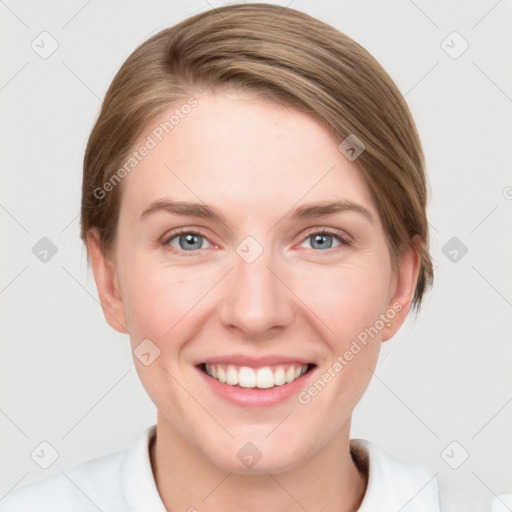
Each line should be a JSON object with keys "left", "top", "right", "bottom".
{"left": 118, "top": 260, "right": 190, "bottom": 344}
{"left": 292, "top": 263, "right": 389, "bottom": 406}
{"left": 295, "top": 271, "right": 385, "bottom": 419}
{"left": 120, "top": 265, "right": 197, "bottom": 404}
{"left": 296, "top": 262, "right": 391, "bottom": 345}
{"left": 120, "top": 262, "right": 222, "bottom": 367}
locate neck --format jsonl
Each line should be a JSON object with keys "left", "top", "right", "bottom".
{"left": 150, "top": 413, "right": 368, "bottom": 512}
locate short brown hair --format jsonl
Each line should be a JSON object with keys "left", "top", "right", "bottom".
{"left": 81, "top": 3, "right": 433, "bottom": 311}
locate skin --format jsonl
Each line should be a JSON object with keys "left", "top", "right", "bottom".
{"left": 87, "top": 89, "right": 420, "bottom": 512}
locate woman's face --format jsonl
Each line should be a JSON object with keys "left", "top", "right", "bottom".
{"left": 91, "top": 89, "right": 417, "bottom": 473}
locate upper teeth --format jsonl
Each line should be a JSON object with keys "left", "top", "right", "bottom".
{"left": 204, "top": 363, "right": 308, "bottom": 389}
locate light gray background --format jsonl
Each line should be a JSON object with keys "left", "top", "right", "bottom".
{"left": 1, "top": 1, "right": 511, "bottom": 510}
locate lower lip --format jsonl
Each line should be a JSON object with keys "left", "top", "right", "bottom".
{"left": 196, "top": 366, "right": 315, "bottom": 407}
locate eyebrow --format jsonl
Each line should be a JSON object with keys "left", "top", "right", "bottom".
{"left": 292, "top": 200, "right": 374, "bottom": 224}
{"left": 140, "top": 198, "right": 374, "bottom": 225}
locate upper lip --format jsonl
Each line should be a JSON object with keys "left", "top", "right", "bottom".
{"left": 196, "top": 354, "right": 314, "bottom": 368}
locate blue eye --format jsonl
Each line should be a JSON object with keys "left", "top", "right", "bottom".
{"left": 313, "top": 233, "right": 334, "bottom": 250}
{"left": 300, "top": 230, "right": 352, "bottom": 251}
{"left": 164, "top": 231, "right": 212, "bottom": 253}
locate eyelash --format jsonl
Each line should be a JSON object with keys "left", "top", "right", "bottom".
{"left": 161, "top": 227, "right": 352, "bottom": 257}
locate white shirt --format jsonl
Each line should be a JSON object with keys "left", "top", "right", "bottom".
{"left": 0, "top": 424, "right": 475, "bottom": 511}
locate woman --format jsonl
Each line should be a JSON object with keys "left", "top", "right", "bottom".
{"left": 1, "top": 3, "right": 471, "bottom": 511}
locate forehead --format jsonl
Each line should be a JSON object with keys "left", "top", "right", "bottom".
{"left": 119, "top": 90, "right": 377, "bottom": 224}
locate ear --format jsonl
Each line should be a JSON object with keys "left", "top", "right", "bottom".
{"left": 86, "top": 229, "right": 128, "bottom": 334}
{"left": 381, "top": 238, "right": 421, "bottom": 342}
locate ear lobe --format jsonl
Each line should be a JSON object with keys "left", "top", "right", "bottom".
{"left": 381, "top": 240, "right": 421, "bottom": 342}
{"left": 86, "top": 229, "right": 128, "bottom": 334}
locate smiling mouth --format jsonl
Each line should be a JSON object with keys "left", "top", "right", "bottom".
{"left": 198, "top": 363, "right": 316, "bottom": 389}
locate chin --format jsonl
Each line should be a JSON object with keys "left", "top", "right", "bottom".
{"left": 199, "top": 430, "right": 314, "bottom": 475}
{"left": 213, "top": 449, "right": 306, "bottom": 475}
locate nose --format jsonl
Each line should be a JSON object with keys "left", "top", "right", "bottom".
{"left": 216, "top": 242, "right": 294, "bottom": 339}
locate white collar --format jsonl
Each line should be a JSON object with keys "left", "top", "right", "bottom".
{"left": 350, "top": 438, "right": 440, "bottom": 511}
{"left": 121, "top": 424, "right": 166, "bottom": 511}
